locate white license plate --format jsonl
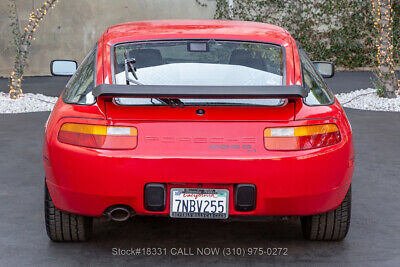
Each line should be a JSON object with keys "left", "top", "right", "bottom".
{"left": 170, "top": 188, "right": 229, "bottom": 219}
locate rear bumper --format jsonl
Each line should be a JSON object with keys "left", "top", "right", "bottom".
{"left": 44, "top": 139, "right": 354, "bottom": 217}
{"left": 46, "top": 179, "right": 351, "bottom": 217}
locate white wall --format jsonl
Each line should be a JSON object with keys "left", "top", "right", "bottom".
{"left": 0, "top": 0, "right": 216, "bottom": 76}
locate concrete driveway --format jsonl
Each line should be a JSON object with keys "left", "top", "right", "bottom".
{"left": 0, "top": 75, "right": 399, "bottom": 266}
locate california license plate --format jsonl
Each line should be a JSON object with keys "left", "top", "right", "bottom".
{"left": 170, "top": 188, "right": 229, "bottom": 219}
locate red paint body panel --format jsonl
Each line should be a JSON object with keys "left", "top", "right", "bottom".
{"left": 43, "top": 20, "right": 354, "bottom": 217}
{"left": 104, "top": 101, "right": 296, "bottom": 121}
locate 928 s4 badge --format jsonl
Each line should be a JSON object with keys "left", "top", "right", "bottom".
{"left": 209, "top": 145, "right": 256, "bottom": 152}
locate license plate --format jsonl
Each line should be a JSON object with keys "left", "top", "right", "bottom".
{"left": 170, "top": 188, "right": 229, "bottom": 219}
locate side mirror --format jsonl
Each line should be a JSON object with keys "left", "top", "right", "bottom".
{"left": 50, "top": 60, "right": 77, "bottom": 76}
{"left": 313, "top": 61, "right": 334, "bottom": 78}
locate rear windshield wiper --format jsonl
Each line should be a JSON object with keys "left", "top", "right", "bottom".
{"left": 124, "top": 52, "right": 142, "bottom": 85}
{"left": 122, "top": 53, "right": 183, "bottom": 107}
{"left": 156, "top": 98, "right": 185, "bottom": 108}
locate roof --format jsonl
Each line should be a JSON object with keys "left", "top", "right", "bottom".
{"left": 103, "top": 20, "right": 291, "bottom": 44}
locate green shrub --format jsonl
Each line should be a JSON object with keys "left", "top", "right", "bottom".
{"left": 205, "top": 0, "right": 399, "bottom": 69}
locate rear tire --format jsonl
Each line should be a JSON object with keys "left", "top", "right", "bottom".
{"left": 45, "top": 183, "right": 93, "bottom": 242}
{"left": 301, "top": 185, "right": 351, "bottom": 241}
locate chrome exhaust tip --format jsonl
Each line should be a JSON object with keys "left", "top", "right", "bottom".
{"left": 105, "top": 205, "right": 134, "bottom": 222}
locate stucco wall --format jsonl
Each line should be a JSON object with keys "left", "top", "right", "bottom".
{"left": 0, "top": 0, "right": 216, "bottom": 77}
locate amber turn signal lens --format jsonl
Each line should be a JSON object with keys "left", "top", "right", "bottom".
{"left": 58, "top": 123, "right": 137, "bottom": 149}
{"left": 264, "top": 124, "right": 341, "bottom": 150}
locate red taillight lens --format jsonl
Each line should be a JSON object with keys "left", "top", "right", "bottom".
{"left": 58, "top": 123, "right": 137, "bottom": 149}
{"left": 264, "top": 124, "right": 341, "bottom": 151}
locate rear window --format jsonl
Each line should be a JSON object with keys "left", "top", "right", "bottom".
{"left": 113, "top": 40, "right": 286, "bottom": 106}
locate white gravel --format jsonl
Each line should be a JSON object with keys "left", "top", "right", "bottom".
{"left": 336, "top": 88, "right": 400, "bottom": 112}
{"left": 0, "top": 92, "right": 57, "bottom": 114}
{"left": 1, "top": 88, "right": 400, "bottom": 113}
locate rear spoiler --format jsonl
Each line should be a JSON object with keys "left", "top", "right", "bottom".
{"left": 92, "top": 84, "right": 308, "bottom": 98}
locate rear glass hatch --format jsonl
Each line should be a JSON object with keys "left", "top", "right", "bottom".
{"left": 105, "top": 39, "right": 296, "bottom": 121}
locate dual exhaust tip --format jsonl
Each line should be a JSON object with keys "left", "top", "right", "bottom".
{"left": 105, "top": 205, "right": 135, "bottom": 222}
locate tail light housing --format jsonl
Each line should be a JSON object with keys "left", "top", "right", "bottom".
{"left": 58, "top": 123, "right": 137, "bottom": 149}
{"left": 264, "top": 124, "right": 341, "bottom": 151}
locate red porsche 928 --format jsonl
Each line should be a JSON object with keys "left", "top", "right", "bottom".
{"left": 43, "top": 20, "right": 354, "bottom": 242}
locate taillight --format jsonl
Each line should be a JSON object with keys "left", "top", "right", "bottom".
{"left": 58, "top": 123, "right": 137, "bottom": 149}
{"left": 264, "top": 124, "right": 341, "bottom": 151}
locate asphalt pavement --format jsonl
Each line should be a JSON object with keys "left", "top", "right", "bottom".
{"left": 0, "top": 74, "right": 400, "bottom": 266}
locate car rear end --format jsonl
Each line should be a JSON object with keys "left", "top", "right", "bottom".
{"left": 47, "top": 112, "right": 352, "bottom": 217}
{"left": 43, "top": 25, "right": 354, "bottom": 241}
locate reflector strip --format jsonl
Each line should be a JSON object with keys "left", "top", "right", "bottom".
{"left": 264, "top": 124, "right": 339, "bottom": 137}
